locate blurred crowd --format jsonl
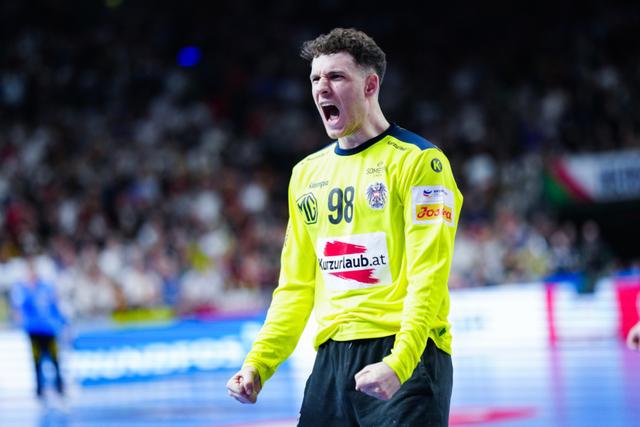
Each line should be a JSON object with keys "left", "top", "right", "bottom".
{"left": 1, "top": 1, "right": 639, "bottom": 321}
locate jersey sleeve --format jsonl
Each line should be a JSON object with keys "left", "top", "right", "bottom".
{"left": 242, "top": 170, "right": 316, "bottom": 383}
{"left": 383, "top": 149, "right": 461, "bottom": 383}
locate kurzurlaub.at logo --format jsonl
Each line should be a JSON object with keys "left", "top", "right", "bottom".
{"left": 317, "top": 232, "right": 392, "bottom": 291}
{"left": 318, "top": 240, "right": 387, "bottom": 284}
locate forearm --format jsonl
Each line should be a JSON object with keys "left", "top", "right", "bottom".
{"left": 243, "top": 281, "right": 314, "bottom": 382}
{"left": 384, "top": 207, "right": 454, "bottom": 383}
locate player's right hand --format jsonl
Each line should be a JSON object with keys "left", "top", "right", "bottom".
{"left": 226, "top": 366, "right": 262, "bottom": 404}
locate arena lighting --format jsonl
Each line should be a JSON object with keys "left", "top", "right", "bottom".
{"left": 177, "top": 46, "right": 202, "bottom": 67}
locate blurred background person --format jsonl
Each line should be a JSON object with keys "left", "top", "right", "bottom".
{"left": 628, "top": 321, "right": 640, "bottom": 351}
{"left": 9, "top": 256, "right": 67, "bottom": 400}
{"left": 627, "top": 293, "right": 640, "bottom": 351}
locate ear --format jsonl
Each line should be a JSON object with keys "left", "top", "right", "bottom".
{"left": 364, "top": 73, "right": 379, "bottom": 97}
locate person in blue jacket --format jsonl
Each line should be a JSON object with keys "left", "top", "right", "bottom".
{"left": 10, "top": 257, "right": 66, "bottom": 399}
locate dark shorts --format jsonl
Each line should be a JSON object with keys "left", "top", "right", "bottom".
{"left": 298, "top": 336, "right": 452, "bottom": 427}
{"left": 28, "top": 332, "right": 59, "bottom": 361}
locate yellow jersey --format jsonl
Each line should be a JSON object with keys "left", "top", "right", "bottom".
{"left": 243, "top": 123, "right": 463, "bottom": 384}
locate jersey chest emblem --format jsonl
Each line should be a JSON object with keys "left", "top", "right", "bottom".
{"left": 366, "top": 182, "right": 388, "bottom": 210}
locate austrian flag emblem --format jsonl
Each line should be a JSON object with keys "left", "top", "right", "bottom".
{"left": 366, "top": 182, "right": 388, "bottom": 210}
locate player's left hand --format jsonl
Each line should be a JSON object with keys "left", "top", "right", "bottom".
{"left": 354, "top": 361, "right": 401, "bottom": 401}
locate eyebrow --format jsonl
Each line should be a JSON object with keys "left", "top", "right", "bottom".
{"left": 309, "top": 70, "right": 345, "bottom": 80}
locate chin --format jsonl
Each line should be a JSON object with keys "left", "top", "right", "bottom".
{"left": 325, "top": 130, "right": 340, "bottom": 139}
{"left": 324, "top": 125, "right": 345, "bottom": 140}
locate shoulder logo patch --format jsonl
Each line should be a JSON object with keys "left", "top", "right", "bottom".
{"left": 296, "top": 193, "right": 318, "bottom": 224}
{"left": 411, "top": 186, "right": 454, "bottom": 226}
{"left": 431, "top": 158, "right": 443, "bottom": 173}
{"left": 366, "top": 182, "right": 388, "bottom": 210}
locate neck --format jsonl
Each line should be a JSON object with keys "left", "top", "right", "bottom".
{"left": 337, "top": 105, "right": 390, "bottom": 150}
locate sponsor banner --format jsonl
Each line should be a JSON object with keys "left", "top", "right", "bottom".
{"left": 547, "top": 149, "right": 640, "bottom": 203}
{"left": 0, "top": 330, "right": 36, "bottom": 395}
{"left": 0, "top": 315, "right": 269, "bottom": 390}
{"left": 449, "top": 283, "right": 549, "bottom": 353}
{"left": 546, "top": 278, "right": 619, "bottom": 342}
{"left": 411, "top": 186, "right": 454, "bottom": 226}
{"left": 68, "top": 315, "right": 265, "bottom": 385}
{"left": 317, "top": 232, "right": 391, "bottom": 291}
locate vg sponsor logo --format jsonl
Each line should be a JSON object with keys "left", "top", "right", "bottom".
{"left": 297, "top": 193, "right": 318, "bottom": 224}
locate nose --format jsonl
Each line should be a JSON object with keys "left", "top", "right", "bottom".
{"left": 316, "top": 76, "right": 330, "bottom": 94}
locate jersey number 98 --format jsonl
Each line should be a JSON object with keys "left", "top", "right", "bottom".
{"left": 328, "top": 186, "right": 354, "bottom": 224}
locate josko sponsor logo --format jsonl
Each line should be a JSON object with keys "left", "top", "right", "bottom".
{"left": 416, "top": 204, "right": 453, "bottom": 222}
{"left": 317, "top": 232, "right": 392, "bottom": 291}
{"left": 411, "top": 186, "right": 455, "bottom": 226}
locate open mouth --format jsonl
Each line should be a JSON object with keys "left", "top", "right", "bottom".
{"left": 321, "top": 104, "right": 340, "bottom": 123}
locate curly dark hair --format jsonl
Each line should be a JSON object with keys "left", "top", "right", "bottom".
{"left": 300, "top": 28, "right": 387, "bottom": 83}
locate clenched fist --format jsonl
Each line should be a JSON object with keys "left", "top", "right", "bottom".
{"left": 354, "top": 361, "right": 401, "bottom": 401}
{"left": 227, "top": 366, "right": 262, "bottom": 404}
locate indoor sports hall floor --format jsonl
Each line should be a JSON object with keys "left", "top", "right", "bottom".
{"left": 2, "top": 339, "right": 638, "bottom": 427}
